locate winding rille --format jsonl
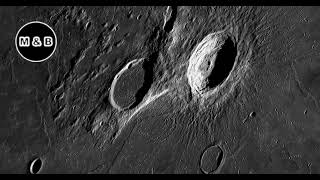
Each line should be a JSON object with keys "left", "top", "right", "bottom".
{"left": 186, "top": 30, "right": 225, "bottom": 96}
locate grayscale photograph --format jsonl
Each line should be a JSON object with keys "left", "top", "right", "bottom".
{"left": 0, "top": 5, "right": 319, "bottom": 174}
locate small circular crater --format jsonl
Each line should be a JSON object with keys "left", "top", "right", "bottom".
{"left": 127, "top": 10, "right": 133, "bottom": 19}
{"left": 200, "top": 145, "right": 224, "bottom": 174}
{"left": 29, "top": 157, "right": 43, "bottom": 174}
{"left": 137, "top": 14, "right": 142, "bottom": 20}
{"left": 249, "top": 111, "right": 256, "bottom": 118}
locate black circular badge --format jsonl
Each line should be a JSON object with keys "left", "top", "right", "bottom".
{"left": 15, "top": 21, "right": 57, "bottom": 62}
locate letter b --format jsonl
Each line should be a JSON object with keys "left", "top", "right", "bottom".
{"left": 44, "top": 36, "right": 53, "bottom": 47}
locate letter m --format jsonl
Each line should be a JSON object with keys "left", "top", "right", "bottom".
{"left": 19, "top": 36, "right": 30, "bottom": 47}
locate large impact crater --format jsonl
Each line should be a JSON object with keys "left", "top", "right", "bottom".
{"left": 187, "top": 31, "right": 237, "bottom": 96}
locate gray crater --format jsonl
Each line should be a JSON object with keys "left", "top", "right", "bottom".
{"left": 200, "top": 145, "right": 224, "bottom": 174}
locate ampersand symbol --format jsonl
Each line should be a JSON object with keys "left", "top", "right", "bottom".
{"left": 32, "top": 36, "right": 42, "bottom": 47}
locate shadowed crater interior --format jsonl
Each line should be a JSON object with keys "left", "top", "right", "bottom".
{"left": 207, "top": 36, "right": 237, "bottom": 88}
{"left": 129, "top": 54, "right": 156, "bottom": 109}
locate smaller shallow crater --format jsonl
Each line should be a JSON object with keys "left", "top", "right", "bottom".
{"left": 112, "top": 61, "right": 145, "bottom": 109}
{"left": 111, "top": 57, "right": 155, "bottom": 110}
{"left": 200, "top": 145, "right": 224, "bottom": 174}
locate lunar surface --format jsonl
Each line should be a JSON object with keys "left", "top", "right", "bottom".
{"left": 0, "top": 6, "right": 320, "bottom": 174}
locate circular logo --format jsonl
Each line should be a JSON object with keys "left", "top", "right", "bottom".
{"left": 15, "top": 21, "right": 57, "bottom": 62}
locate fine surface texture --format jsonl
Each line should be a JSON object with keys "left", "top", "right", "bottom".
{"left": 0, "top": 6, "right": 320, "bottom": 174}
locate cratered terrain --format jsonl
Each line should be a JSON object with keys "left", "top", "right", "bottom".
{"left": 0, "top": 6, "right": 319, "bottom": 174}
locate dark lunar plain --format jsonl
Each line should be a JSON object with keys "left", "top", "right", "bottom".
{"left": 0, "top": 6, "right": 320, "bottom": 174}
